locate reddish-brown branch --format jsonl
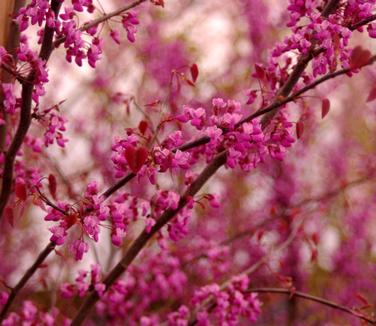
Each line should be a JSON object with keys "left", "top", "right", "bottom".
{"left": 70, "top": 151, "right": 228, "bottom": 325}
{"left": 54, "top": 0, "right": 148, "bottom": 48}
{"left": 0, "top": 241, "right": 56, "bottom": 321}
{"left": 68, "top": 3, "right": 352, "bottom": 323}
{"left": 349, "top": 14, "right": 376, "bottom": 30}
{"left": 249, "top": 288, "right": 376, "bottom": 324}
{"left": 0, "top": 0, "right": 62, "bottom": 221}
{"left": 3, "top": 45, "right": 374, "bottom": 325}
{"left": 0, "top": 1, "right": 25, "bottom": 150}
{"left": 5, "top": 1, "right": 376, "bottom": 322}
{"left": 184, "top": 171, "right": 375, "bottom": 267}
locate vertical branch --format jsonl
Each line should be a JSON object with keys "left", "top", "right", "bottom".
{"left": 0, "top": 1, "right": 15, "bottom": 50}
{"left": 0, "top": 0, "right": 24, "bottom": 151}
{"left": 0, "top": 0, "right": 62, "bottom": 221}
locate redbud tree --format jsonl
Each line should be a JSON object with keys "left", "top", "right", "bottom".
{"left": 1, "top": 0, "right": 376, "bottom": 325}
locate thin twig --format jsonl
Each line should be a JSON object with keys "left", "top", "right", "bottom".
{"left": 187, "top": 218, "right": 304, "bottom": 326}
{"left": 249, "top": 288, "right": 376, "bottom": 324}
{"left": 0, "top": 241, "right": 56, "bottom": 320}
{"left": 349, "top": 14, "right": 376, "bottom": 31}
{"left": 54, "top": 0, "right": 148, "bottom": 48}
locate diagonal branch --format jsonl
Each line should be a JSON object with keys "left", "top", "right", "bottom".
{"left": 4, "top": 52, "right": 374, "bottom": 323}
{"left": 69, "top": 2, "right": 356, "bottom": 323}
{"left": 249, "top": 288, "right": 376, "bottom": 324}
{"left": 0, "top": 242, "right": 56, "bottom": 321}
{"left": 6, "top": 1, "right": 376, "bottom": 322}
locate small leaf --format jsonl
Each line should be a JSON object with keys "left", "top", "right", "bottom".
{"left": 321, "top": 98, "right": 330, "bottom": 119}
{"left": 252, "top": 63, "right": 265, "bottom": 80}
{"left": 367, "top": 87, "right": 376, "bottom": 102}
{"left": 356, "top": 293, "right": 370, "bottom": 307}
{"left": 124, "top": 145, "right": 148, "bottom": 173}
{"left": 54, "top": 249, "right": 64, "bottom": 257}
{"left": 15, "top": 183, "right": 27, "bottom": 201}
{"left": 65, "top": 213, "right": 78, "bottom": 229}
{"left": 145, "top": 99, "right": 161, "bottom": 108}
{"left": 48, "top": 174, "right": 57, "bottom": 200}
{"left": 296, "top": 121, "right": 304, "bottom": 139}
{"left": 4, "top": 207, "right": 14, "bottom": 227}
{"left": 190, "top": 64, "right": 199, "bottom": 83}
{"left": 184, "top": 77, "right": 195, "bottom": 87}
{"left": 138, "top": 120, "right": 148, "bottom": 135}
{"left": 350, "top": 46, "right": 371, "bottom": 69}
{"left": 310, "top": 248, "right": 318, "bottom": 262}
{"left": 151, "top": 0, "right": 164, "bottom": 7}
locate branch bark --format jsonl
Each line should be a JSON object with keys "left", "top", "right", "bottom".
{"left": 0, "top": 242, "right": 56, "bottom": 321}
{"left": 0, "top": 0, "right": 25, "bottom": 151}
{"left": 4, "top": 1, "right": 376, "bottom": 322}
{"left": 249, "top": 288, "right": 376, "bottom": 324}
{"left": 69, "top": 3, "right": 359, "bottom": 324}
{"left": 0, "top": 0, "right": 62, "bottom": 221}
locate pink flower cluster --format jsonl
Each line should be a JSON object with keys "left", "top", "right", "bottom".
{"left": 60, "top": 263, "right": 105, "bottom": 299}
{"left": 45, "top": 182, "right": 109, "bottom": 260}
{"left": 112, "top": 98, "right": 295, "bottom": 184}
{"left": 99, "top": 253, "right": 187, "bottom": 324}
{"left": 176, "top": 98, "right": 294, "bottom": 169}
{"left": 17, "top": 36, "right": 49, "bottom": 104}
{"left": 44, "top": 112, "right": 68, "bottom": 147}
{"left": 168, "top": 275, "right": 261, "bottom": 325}
{"left": 1, "top": 83, "right": 17, "bottom": 115}
{"left": 2, "top": 300, "right": 69, "bottom": 326}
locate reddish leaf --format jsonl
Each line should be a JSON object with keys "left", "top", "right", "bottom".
{"left": 15, "top": 183, "right": 27, "bottom": 201}
{"left": 256, "top": 229, "right": 265, "bottom": 242}
{"left": 124, "top": 145, "right": 148, "bottom": 173}
{"left": 252, "top": 63, "right": 265, "bottom": 80}
{"left": 184, "top": 77, "right": 195, "bottom": 87}
{"left": 151, "top": 0, "right": 164, "bottom": 7}
{"left": 296, "top": 121, "right": 304, "bottom": 139}
{"left": 310, "top": 248, "right": 318, "bottom": 263}
{"left": 138, "top": 120, "right": 148, "bottom": 135}
{"left": 65, "top": 213, "right": 78, "bottom": 229}
{"left": 356, "top": 293, "right": 371, "bottom": 307}
{"left": 4, "top": 207, "right": 14, "bottom": 227}
{"left": 145, "top": 99, "right": 161, "bottom": 108}
{"left": 190, "top": 64, "right": 199, "bottom": 83}
{"left": 48, "top": 174, "right": 57, "bottom": 200}
{"left": 367, "top": 87, "right": 376, "bottom": 102}
{"left": 54, "top": 249, "right": 64, "bottom": 257}
{"left": 321, "top": 98, "right": 330, "bottom": 119}
{"left": 311, "top": 232, "right": 319, "bottom": 245}
{"left": 350, "top": 46, "right": 371, "bottom": 69}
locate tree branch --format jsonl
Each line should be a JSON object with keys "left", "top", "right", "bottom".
{"left": 70, "top": 151, "right": 227, "bottom": 325}
{"left": 4, "top": 2, "right": 375, "bottom": 322}
{"left": 54, "top": 0, "right": 148, "bottom": 48}
{"left": 69, "top": 4, "right": 364, "bottom": 324}
{"left": 0, "top": 1, "right": 25, "bottom": 153}
{"left": 187, "top": 219, "right": 303, "bottom": 326}
{"left": 0, "top": 241, "right": 56, "bottom": 321}
{"left": 249, "top": 288, "right": 376, "bottom": 324}
{"left": 0, "top": 0, "right": 62, "bottom": 221}
{"left": 3, "top": 49, "right": 374, "bottom": 324}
